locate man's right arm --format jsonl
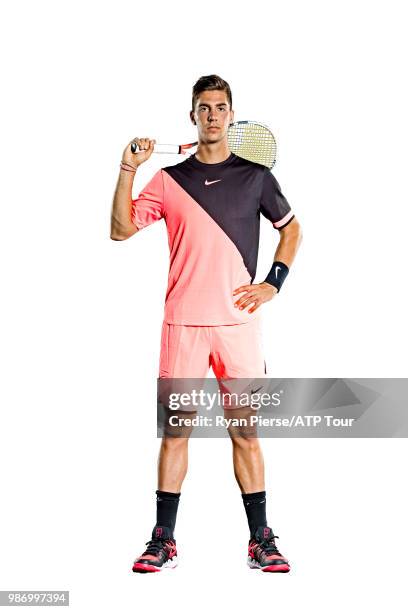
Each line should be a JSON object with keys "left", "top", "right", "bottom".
{"left": 110, "top": 137, "right": 156, "bottom": 241}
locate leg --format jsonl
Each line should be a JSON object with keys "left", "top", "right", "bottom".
{"left": 210, "top": 319, "right": 267, "bottom": 494}
{"left": 157, "top": 321, "right": 210, "bottom": 492}
{"left": 132, "top": 324, "right": 210, "bottom": 573}
{"left": 226, "top": 406, "right": 265, "bottom": 493}
{"left": 207, "top": 321, "right": 290, "bottom": 572}
{"left": 154, "top": 409, "right": 196, "bottom": 532}
{"left": 227, "top": 411, "right": 290, "bottom": 572}
{"left": 157, "top": 434, "right": 189, "bottom": 492}
{"left": 157, "top": 322, "right": 210, "bottom": 493}
{"left": 231, "top": 434, "right": 265, "bottom": 493}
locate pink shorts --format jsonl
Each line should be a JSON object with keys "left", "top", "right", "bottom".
{"left": 158, "top": 317, "right": 267, "bottom": 379}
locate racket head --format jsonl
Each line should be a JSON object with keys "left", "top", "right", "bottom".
{"left": 227, "top": 121, "right": 277, "bottom": 169}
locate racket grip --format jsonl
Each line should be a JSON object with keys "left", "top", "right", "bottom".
{"left": 130, "top": 143, "right": 183, "bottom": 155}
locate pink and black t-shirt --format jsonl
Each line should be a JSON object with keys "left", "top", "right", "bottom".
{"left": 131, "top": 152, "right": 294, "bottom": 325}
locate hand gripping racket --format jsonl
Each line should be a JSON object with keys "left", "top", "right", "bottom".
{"left": 130, "top": 121, "right": 277, "bottom": 169}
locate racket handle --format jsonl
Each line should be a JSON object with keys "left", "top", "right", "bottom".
{"left": 130, "top": 143, "right": 188, "bottom": 155}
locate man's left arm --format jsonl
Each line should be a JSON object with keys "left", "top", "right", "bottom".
{"left": 233, "top": 218, "right": 302, "bottom": 313}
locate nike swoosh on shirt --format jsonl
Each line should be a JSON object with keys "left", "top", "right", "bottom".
{"left": 205, "top": 179, "right": 222, "bottom": 185}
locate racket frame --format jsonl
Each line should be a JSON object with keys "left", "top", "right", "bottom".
{"left": 130, "top": 120, "right": 276, "bottom": 167}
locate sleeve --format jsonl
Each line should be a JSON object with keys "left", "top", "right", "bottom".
{"left": 131, "top": 169, "right": 165, "bottom": 230}
{"left": 259, "top": 168, "right": 294, "bottom": 230}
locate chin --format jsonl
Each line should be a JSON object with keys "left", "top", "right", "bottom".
{"left": 207, "top": 133, "right": 224, "bottom": 142}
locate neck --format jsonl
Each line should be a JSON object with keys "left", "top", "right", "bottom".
{"left": 194, "top": 141, "right": 231, "bottom": 164}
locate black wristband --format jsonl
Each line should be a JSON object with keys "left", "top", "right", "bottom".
{"left": 264, "top": 261, "right": 289, "bottom": 292}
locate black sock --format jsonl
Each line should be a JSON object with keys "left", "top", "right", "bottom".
{"left": 242, "top": 491, "right": 267, "bottom": 537}
{"left": 154, "top": 490, "right": 181, "bottom": 536}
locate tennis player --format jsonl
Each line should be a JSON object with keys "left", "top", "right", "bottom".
{"left": 110, "top": 75, "right": 302, "bottom": 573}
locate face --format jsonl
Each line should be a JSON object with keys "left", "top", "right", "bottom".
{"left": 190, "top": 89, "right": 234, "bottom": 144}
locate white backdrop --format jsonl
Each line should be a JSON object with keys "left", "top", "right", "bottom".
{"left": 1, "top": 0, "right": 407, "bottom": 610}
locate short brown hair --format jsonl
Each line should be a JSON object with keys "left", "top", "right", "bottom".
{"left": 192, "top": 75, "right": 232, "bottom": 111}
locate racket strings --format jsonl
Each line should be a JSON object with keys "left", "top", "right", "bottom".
{"left": 228, "top": 122, "right": 277, "bottom": 168}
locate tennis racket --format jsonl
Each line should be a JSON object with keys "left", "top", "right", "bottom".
{"left": 130, "top": 121, "right": 277, "bottom": 169}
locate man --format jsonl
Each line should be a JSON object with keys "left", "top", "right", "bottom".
{"left": 110, "top": 75, "right": 302, "bottom": 573}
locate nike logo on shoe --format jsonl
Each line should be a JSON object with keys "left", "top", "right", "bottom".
{"left": 205, "top": 179, "right": 221, "bottom": 185}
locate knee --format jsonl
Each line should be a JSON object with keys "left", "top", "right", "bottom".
{"left": 230, "top": 435, "right": 261, "bottom": 453}
{"left": 161, "top": 436, "right": 189, "bottom": 452}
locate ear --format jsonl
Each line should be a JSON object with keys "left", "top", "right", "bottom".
{"left": 190, "top": 110, "right": 196, "bottom": 125}
{"left": 229, "top": 109, "right": 235, "bottom": 125}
